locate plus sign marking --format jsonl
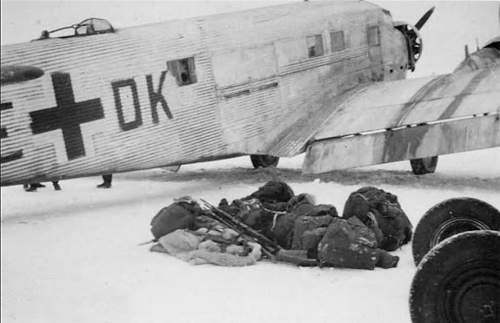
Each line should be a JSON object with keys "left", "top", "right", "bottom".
{"left": 30, "top": 73, "right": 105, "bottom": 160}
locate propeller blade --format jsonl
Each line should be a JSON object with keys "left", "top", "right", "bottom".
{"left": 415, "top": 6, "right": 435, "bottom": 30}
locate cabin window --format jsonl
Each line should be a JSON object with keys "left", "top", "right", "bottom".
{"left": 330, "top": 31, "right": 345, "bottom": 52}
{"left": 307, "top": 35, "right": 324, "bottom": 57}
{"left": 367, "top": 26, "right": 380, "bottom": 46}
{"left": 167, "top": 57, "right": 197, "bottom": 86}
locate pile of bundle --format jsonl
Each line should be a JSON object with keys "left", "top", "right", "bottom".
{"left": 149, "top": 181, "right": 413, "bottom": 270}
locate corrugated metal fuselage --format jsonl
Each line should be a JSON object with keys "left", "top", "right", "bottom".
{"left": 0, "top": 1, "right": 408, "bottom": 185}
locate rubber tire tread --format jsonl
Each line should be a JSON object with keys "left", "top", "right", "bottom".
{"left": 409, "top": 230, "right": 500, "bottom": 323}
{"left": 412, "top": 197, "right": 500, "bottom": 265}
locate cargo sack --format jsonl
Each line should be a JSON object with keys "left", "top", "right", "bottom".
{"left": 219, "top": 198, "right": 271, "bottom": 231}
{"left": 291, "top": 215, "right": 333, "bottom": 250}
{"left": 265, "top": 212, "right": 297, "bottom": 249}
{"left": 317, "top": 217, "right": 379, "bottom": 270}
{"left": 302, "top": 227, "right": 328, "bottom": 258}
{"left": 342, "top": 193, "right": 384, "bottom": 246}
{"left": 150, "top": 198, "right": 202, "bottom": 240}
{"left": 218, "top": 198, "right": 240, "bottom": 216}
{"left": 375, "top": 205, "right": 413, "bottom": 251}
{"left": 234, "top": 199, "right": 267, "bottom": 229}
{"left": 245, "top": 181, "right": 295, "bottom": 204}
{"left": 287, "top": 193, "right": 315, "bottom": 212}
{"left": 343, "top": 187, "right": 413, "bottom": 251}
{"left": 291, "top": 203, "right": 338, "bottom": 218}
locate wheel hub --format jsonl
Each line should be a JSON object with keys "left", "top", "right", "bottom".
{"left": 442, "top": 263, "right": 500, "bottom": 323}
{"left": 431, "top": 217, "right": 490, "bottom": 247}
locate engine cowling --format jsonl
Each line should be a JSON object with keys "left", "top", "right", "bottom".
{"left": 394, "top": 23, "right": 423, "bottom": 72}
{"left": 392, "top": 6, "right": 435, "bottom": 72}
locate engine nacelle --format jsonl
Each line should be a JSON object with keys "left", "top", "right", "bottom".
{"left": 394, "top": 23, "right": 423, "bottom": 72}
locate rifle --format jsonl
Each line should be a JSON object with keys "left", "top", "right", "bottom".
{"left": 200, "top": 199, "right": 317, "bottom": 266}
{"left": 200, "top": 199, "right": 280, "bottom": 254}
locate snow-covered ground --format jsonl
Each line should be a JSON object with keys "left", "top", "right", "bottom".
{"left": 2, "top": 1, "right": 500, "bottom": 322}
{"left": 2, "top": 148, "right": 499, "bottom": 323}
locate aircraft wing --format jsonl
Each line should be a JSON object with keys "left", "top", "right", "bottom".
{"left": 269, "top": 63, "right": 500, "bottom": 174}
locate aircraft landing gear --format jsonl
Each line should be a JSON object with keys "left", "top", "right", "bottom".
{"left": 410, "top": 156, "right": 438, "bottom": 175}
{"left": 250, "top": 154, "right": 279, "bottom": 168}
{"left": 409, "top": 198, "right": 500, "bottom": 323}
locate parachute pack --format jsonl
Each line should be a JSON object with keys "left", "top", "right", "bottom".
{"left": 149, "top": 181, "right": 411, "bottom": 270}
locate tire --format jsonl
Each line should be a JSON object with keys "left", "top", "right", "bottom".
{"left": 410, "top": 156, "right": 438, "bottom": 175}
{"left": 410, "top": 230, "right": 500, "bottom": 323}
{"left": 412, "top": 197, "right": 500, "bottom": 265}
{"left": 250, "top": 154, "right": 279, "bottom": 168}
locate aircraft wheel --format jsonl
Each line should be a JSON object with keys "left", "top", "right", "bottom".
{"left": 412, "top": 198, "right": 500, "bottom": 265}
{"left": 410, "top": 230, "right": 500, "bottom": 323}
{"left": 410, "top": 156, "right": 438, "bottom": 175}
{"left": 250, "top": 155, "right": 279, "bottom": 168}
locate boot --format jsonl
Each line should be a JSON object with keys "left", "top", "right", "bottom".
{"left": 97, "top": 182, "right": 111, "bottom": 189}
{"left": 97, "top": 174, "right": 112, "bottom": 189}
{"left": 31, "top": 183, "right": 45, "bottom": 188}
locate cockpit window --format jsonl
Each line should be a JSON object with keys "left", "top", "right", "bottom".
{"left": 75, "top": 24, "right": 91, "bottom": 36}
{"left": 36, "top": 17, "right": 114, "bottom": 40}
{"left": 77, "top": 18, "right": 114, "bottom": 35}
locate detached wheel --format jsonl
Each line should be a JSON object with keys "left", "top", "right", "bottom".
{"left": 410, "top": 230, "right": 500, "bottom": 323}
{"left": 412, "top": 198, "right": 500, "bottom": 265}
{"left": 410, "top": 156, "right": 438, "bottom": 175}
{"left": 250, "top": 154, "right": 279, "bottom": 168}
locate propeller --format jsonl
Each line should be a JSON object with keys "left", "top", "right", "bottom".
{"left": 415, "top": 6, "right": 435, "bottom": 30}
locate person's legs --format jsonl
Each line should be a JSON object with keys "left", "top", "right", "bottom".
{"left": 97, "top": 174, "right": 112, "bottom": 188}
{"left": 103, "top": 174, "right": 112, "bottom": 184}
{"left": 52, "top": 181, "right": 61, "bottom": 191}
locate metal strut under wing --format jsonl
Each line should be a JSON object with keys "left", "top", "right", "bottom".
{"left": 303, "top": 66, "right": 500, "bottom": 174}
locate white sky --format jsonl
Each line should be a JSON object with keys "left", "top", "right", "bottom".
{"left": 1, "top": 1, "right": 499, "bottom": 76}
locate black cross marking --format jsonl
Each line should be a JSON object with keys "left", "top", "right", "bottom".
{"left": 30, "top": 72, "right": 104, "bottom": 160}
{"left": 1, "top": 102, "right": 24, "bottom": 164}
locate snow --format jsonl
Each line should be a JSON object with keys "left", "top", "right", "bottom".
{"left": 2, "top": 1, "right": 500, "bottom": 322}
{"left": 2, "top": 148, "right": 500, "bottom": 323}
